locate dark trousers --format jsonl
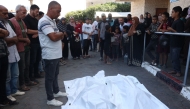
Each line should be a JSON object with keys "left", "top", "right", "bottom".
{"left": 146, "top": 39, "right": 159, "bottom": 63}
{"left": 170, "top": 47, "right": 181, "bottom": 73}
{"left": 44, "top": 59, "right": 60, "bottom": 100}
{"left": 29, "top": 44, "right": 41, "bottom": 80}
{"left": 100, "top": 39, "right": 105, "bottom": 58}
{"left": 0, "top": 56, "right": 8, "bottom": 103}
{"left": 18, "top": 51, "right": 30, "bottom": 86}
{"left": 83, "top": 39, "right": 90, "bottom": 55}
{"left": 63, "top": 41, "right": 69, "bottom": 59}
{"left": 92, "top": 34, "right": 97, "bottom": 50}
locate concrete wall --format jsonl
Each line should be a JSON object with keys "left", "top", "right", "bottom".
{"left": 131, "top": 0, "right": 145, "bottom": 17}
{"left": 169, "top": 0, "right": 190, "bottom": 13}
{"left": 144, "top": 0, "right": 169, "bottom": 15}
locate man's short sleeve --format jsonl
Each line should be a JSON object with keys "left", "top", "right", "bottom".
{"left": 39, "top": 20, "right": 54, "bottom": 35}
{"left": 23, "top": 18, "right": 30, "bottom": 29}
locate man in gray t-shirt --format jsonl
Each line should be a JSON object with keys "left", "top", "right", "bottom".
{"left": 98, "top": 13, "right": 109, "bottom": 61}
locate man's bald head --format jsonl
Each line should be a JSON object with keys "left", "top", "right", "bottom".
{"left": 47, "top": 1, "right": 61, "bottom": 19}
{"left": 0, "top": 5, "right": 8, "bottom": 20}
{"left": 48, "top": 1, "right": 60, "bottom": 9}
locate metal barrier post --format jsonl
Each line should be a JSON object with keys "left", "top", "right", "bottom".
{"left": 183, "top": 42, "right": 190, "bottom": 86}
{"left": 142, "top": 33, "right": 146, "bottom": 62}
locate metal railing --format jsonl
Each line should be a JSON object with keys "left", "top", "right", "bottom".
{"left": 142, "top": 32, "right": 190, "bottom": 86}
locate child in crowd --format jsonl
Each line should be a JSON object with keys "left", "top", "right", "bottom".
{"left": 121, "top": 26, "right": 130, "bottom": 57}
{"left": 112, "top": 27, "right": 121, "bottom": 61}
{"left": 104, "top": 25, "right": 114, "bottom": 64}
{"left": 157, "top": 12, "right": 171, "bottom": 68}
{"left": 146, "top": 15, "right": 160, "bottom": 66}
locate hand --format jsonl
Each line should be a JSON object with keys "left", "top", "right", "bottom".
{"left": 25, "top": 38, "right": 30, "bottom": 45}
{"left": 64, "top": 32, "right": 67, "bottom": 36}
{"left": 13, "top": 37, "right": 18, "bottom": 43}
{"left": 32, "top": 34, "right": 38, "bottom": 38}
{"left": 0, "top": 28, "right": 9, "bottom": 36}
{"left": 167, "top": 27, "right": 173, "bottom": 32}
{"left": 99, "top": 38, "right": 101, "bottom": 42}
{"left": 133, "top": 31, "right": 137, "bottom": 34}
{"left": 161, "top": 29, "right": 165, "bottom": 33}
{"left": 147, "top": 30, "right": 151, "bottom": 35}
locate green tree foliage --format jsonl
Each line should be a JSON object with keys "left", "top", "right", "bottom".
{"left": 65, "top": 2, "right": 130, "bottom": 21}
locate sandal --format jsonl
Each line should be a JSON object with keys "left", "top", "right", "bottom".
{"left": 175, "top": 73, "right": 182, "bottom": 77}
{"left": 168, "top": 71, "right": 177, "bottom": 74}
{"left": 20, "top": 85, "right": 30, "bottom": 91}
{"left": 25, "top": 81, "right": 37, "bottom": 86}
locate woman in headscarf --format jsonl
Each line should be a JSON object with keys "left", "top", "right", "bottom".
{"left": 127, "top": 17, "right": 145, "bottom": 66}
{"left": 67, "top": 17, "right": 82, "bottom": 59}
{"left": 73, "top": 20, "right": 82, "bottom": 59}
{"left": 57, "top": 17, "right": 69, "bottom": 61}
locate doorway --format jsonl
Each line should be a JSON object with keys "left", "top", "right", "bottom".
{"left": 156, "top": 8, "right": 168, "bottom": 15}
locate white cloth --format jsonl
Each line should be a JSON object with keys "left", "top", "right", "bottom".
{"left": 62, "top": 70, "right": 169, "bottom": 109}
{"left": 119, "top": 23, "right": 131, "bottom": 32}
{"left": 92, "top": 21, "right": 98, "bottom": 35}
{"left": 38, "top": 15, "right": 62, "bottom": 59}
{"left": 82, "top": 23, "right": 93, "bottom": 39}
{"left": 5, "top": 23, "right": 20, "bottom": 63}
{"left": 140, "top": 18, "right": 145, "bottom": 23}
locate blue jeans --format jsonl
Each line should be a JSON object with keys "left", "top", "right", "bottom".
{"left": 38, "top": 59, "right": 44, "bottom": 72}
{"left": 170, "top": 47, "right": 181, "bottom": 73}
{"left": 43, "top": 59, "right": 60, "bottom": 100}
{"left": 6, "top": 62, "right": 19, "bottom": 96}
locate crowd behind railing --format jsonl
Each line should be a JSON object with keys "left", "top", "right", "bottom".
{"left": 0, "top": 0, "right": 190, "bottom": 107}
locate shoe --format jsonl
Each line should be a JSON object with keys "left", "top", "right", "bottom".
{"left": 7, "top": 95, "right": 16, "bottom": 101}
{"left": 53, "top": 91, "right": 68, "bottom": 98}
{"left": 47, "top": 99, "right": 63, "bottom": 106}
{"left": 12, "top": 90, "right": 25, "bottom": 97}
{"left": 151, "top": 62, "right": 157, "bottom": 66}
{"left": 59, "top": 62, "right": 64, "bottom": 66}
{"left": 99, "top": 58, "right": 103, "bottom": 61}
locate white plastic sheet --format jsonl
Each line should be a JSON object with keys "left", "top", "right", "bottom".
{"left": 62, "top": 70, "right": 169, "bottom": 109}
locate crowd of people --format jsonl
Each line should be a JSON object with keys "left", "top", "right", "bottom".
{"left": 0, "top": 0, "right": 190, "bottom": 107}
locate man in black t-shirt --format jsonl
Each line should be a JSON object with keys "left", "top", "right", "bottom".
{"left": 23, "top": 4, "right": 43, "bottom": 84}
{"left": 167, "top": 6, "right": 184, "bottom": 77}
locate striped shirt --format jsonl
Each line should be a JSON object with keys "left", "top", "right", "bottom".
{"left": 38, "top": 15, "right": 62, "bottom": 59}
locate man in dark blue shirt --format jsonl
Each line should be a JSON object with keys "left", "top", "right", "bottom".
{"left": 167, "top": 6, "right": 184, "bottom": 77}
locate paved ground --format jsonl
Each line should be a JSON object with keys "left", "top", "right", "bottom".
{"left": 2, "top": 51, "right": 190, "bottom": 109}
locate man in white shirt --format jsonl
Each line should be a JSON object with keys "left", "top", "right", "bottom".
{"left": 0, "top": 5, "right": 24, "bottom": 104}
{"left": 119, "top": 17, "right": 131, "bottom": 32}
{"left": 92, "top": 16, "right": 99, "bottom": 51}
{"left": 4, "top": 20, "right": 25, "bottom": 102}
{"left": 82, "top": 18, "right": 93, "bottom": 58}
{"left": 38, "top": 1, "right": 67, "bottom": 106}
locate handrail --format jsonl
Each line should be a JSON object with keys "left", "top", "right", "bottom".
{"left": 154, "top": 32, "right": 190, "bottom": 36}
{"left": 143, "top": 32, "right": 190, "bottom": 86}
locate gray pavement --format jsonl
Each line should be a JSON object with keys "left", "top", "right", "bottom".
{"left": 2, "top": 52, "right": 190, "bottom": 109}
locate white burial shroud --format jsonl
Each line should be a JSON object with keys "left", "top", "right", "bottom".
{"left": 61, "top": 70, "right": 169, "bottom": 109}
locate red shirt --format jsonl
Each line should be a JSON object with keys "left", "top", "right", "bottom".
{"left": 75, "top": 24, "right": 82, "bottom": 37}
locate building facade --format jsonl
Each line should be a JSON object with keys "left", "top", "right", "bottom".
{"left": 116, "top": 0, "right": 190, "bottom": 17}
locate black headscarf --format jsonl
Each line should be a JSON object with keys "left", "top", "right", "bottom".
{"left": 57, "top": 17, "right": 67, "bottom": 32}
